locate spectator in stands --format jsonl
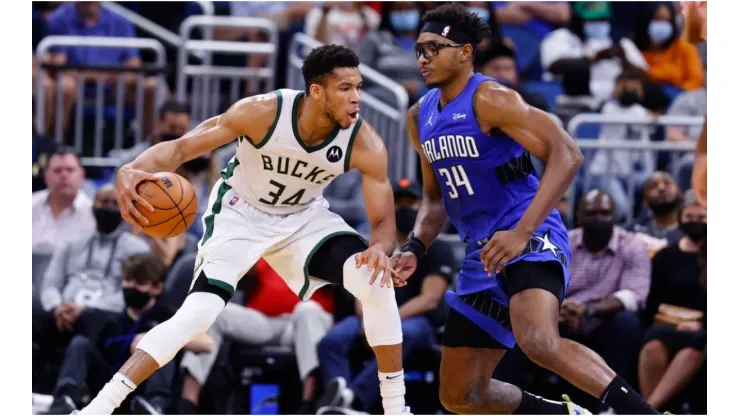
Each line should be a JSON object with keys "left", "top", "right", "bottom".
{"left": 315, "top": 179, "right": 454, "bottom": 414}
{"left": 589, "top": 70, "right": 657, "bottom": 222}
{"left": 324, "top": 170, "right": 371, "bottom": 236}
{"left": 562, "top": 190, "right": 650, "bottom": 411}
{"left": 32, "top": 101, "right": 59, "bottom": 193}
{"left": 43, "top": 2, "right": 165, "bottom": 137}
{"left": 305, "top": 2, "right": 381, "bottom": 52}
{"left": 35, "top": 184, "right": 150, "bottom": 346}
{"left": 44, "top": 253, "right": 214, "bottom": 414}
{"left": 540, "top": 1, "right": 647, "bottom": 107}
{"left": 631, "top": 172, "right": 684, "bottom": 252}
{"left": 475, "top": 41, "right": 549, "bottom": 111}
{"left": 32, "top": 148, "right": 95, "bottom": 255}
{"left": 359, "top": 2, "right": 429, "bottom": 102}
{"left": 463, "top": 2, "right": 505, "bottom": 51}
{"left": 493, "top": 1, "right": 570, "bottom": 39}
{"left": 630, "top": 3, "right": 704, "bottom": 91}
{"left": 639, "top": 190, "right": 706, "bottom": 411}
{"left": 179, "top": 259, "right": 335, "bottom": 415}
{"left": 663, "top": 88, "right": 707, "bottom": 190}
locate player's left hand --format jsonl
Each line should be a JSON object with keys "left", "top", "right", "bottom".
{"left": 355, "top": 246, "right": 397, "bottom": 288}
{"left": 481, "top": 227, "right": 532, "bottom": 276}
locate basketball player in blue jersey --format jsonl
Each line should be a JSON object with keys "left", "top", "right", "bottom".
{"left": 392, "top": 4, "right": 661, "bottom": 415}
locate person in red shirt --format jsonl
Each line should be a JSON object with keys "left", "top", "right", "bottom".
{"left": 178, "top": 258, "right": 335, "bottom": 414}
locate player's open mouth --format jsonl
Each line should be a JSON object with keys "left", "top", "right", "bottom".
{"left": 349, "top": 111, "right": 359, "bottom": 123}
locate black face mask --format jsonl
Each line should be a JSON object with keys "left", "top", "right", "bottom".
{"left": 159, "top": 133, "right": 180, "bottom": 143}
{"left": 649, "top": 199, "right": 680, "bottom": 216}
{"left": 618, "top": 91, "right": 641, "bottom": 107}
{"left": 680, "top": 221, "right": 707, "bottom": 243}
{"left": 94, "top": 207, "right": 122, "bottom": 234}
{"left": 123, "top": 287, "right": 152, "bottom": 310}
{"left": 582, "top": 218, "right": 614, "bottom": 252}
{"left": 183, "top": 157, "right": 211, "bottom": 174}
{"left": 395, "top": 207, "right": 418, "bottom": 234}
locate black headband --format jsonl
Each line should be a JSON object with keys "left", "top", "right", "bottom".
{"left": 420, "top": 21, "right": 474, "bottom": 45}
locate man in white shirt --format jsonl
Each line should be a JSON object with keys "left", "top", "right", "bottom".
{"left": 32, "top": 148, "right": 95, "bottom": 255}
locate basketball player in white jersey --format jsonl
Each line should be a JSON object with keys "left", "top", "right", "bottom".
{"left": 76, "top": 45, "right": 410, "bottom": 415}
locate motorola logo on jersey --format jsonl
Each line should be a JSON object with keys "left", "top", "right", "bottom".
{"left": 422, "top": 135, "right": 480, "bottom": 163}
{"left": 326, "top": 146, "right": 343, "bottom": 163}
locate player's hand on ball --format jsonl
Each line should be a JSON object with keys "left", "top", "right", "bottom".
{"left": 116, "top": 165, "right": 159, "bottom": 229}
{"left": 391, "top": 251, "right": 418, "bottom": 287}
{"left": 481, "top": 226, "right": 531, "bottom": 276}
{"left": 356, "top": 246, "right": 396, "bottom": 288}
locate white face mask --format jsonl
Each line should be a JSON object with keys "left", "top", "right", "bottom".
{"left": 648, "top": 20, "right": 674, "bottom": 44}
{"left": 583, "top": 21, "right": 611, "bottom": 40}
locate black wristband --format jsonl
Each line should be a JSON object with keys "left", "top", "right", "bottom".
{"left": 401, "top": 234, "right": 427, "bottom": 265}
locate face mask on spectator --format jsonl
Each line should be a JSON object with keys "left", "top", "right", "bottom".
{"left": 618, "top": 90, "right": 641, "bottom": 107}
{"left": 648, "top": 20, "right": 674, "bottom": 44}
{"left": 94, "top": 206, "right": 122, "bottom": 234}
{"left": 184, "top": 156, "right": 211, "bottom": 174}
{"left": 467, "top": 7, "right": 490, "bottom": 22}
{"left": 395, "top": 207, "right": 418, "bottom": 234}
{"left": 679, "top": 221, "right": 706, "bottom": 243}
{"left": 648, "top": 198, "right": 680, "bottom": 216}
{"left": 390, "top": 10, "right": 420, "bottom": 33}
{"left": 123, "top": 287, "right": 152, "bottom": 309}
{"left": 582, "top": 218, "right": 614, "bottom": 252}
{"left": 583, "top": 21, "right": 611, "bottom": 40}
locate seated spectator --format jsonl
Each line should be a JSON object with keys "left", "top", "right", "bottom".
{"left": 324, "top": 170, "right": 371, "bottom": 236}
{"left": 632, "top": 3, "right": 704, "bottom": 91}
{"left": 663, "top": 88, "right": 707, "bottom": 190}
{"left": 315, "top": 179, "right": 454, "bottom": 414}
{"left": 42, "top": 2, "right": 166, "bottom": 137}
{"left": 179, "top": 259, "right": 335, "bottom": 415}
{"left": 631, "top": 171, "right": 684, "bottom": 252}
{"left": 561, "top": 190, "right": 650, "bottom": 412}
{"left": 44, "top": 253, "right": 214, "bottom": 414}
{"left": 493, "top": 1, "right": 570, "bottom": 39}
{"left": 639, "top": 190, "right": 706, "bottom": 412}
{"left": 588, "top": 70, "right": 657, "bottom": 222}
{"left": 35, "top": 184, "right": 150, "bottom": 348}
{"left": 359, "top": 2, "right": 428, "bottom": 102}
{"left": 463, "top": 2, "right": 505, "bottom": 51}
{"left": 540, "top": 2, "right": 647, "bottom": 106}
{"left": 475, "top": 41, "right": 549, "bottom": 111}
{"left": 32, "top": 103, "right": 59, "bottom": 192}
{"left": 32, "top": 148, "right": 95, "bottom": 255}
{"left": 305, "top": 2, "right": 381, "bottom": 52}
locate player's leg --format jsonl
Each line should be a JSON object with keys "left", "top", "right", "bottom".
{"left": 78, "top": 186, "right": 268, "bottom": 415}
{"left": 505, "top": 261, "right": 661, "bottom": 415}
{"left": 439, "top": 298, "right": 576, "bottom": 415}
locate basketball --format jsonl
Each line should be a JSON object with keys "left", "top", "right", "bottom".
{"left": 134, "top": 172, "right": 199, "bottom": 239}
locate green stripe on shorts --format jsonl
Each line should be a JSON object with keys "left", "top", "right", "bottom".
{"left": 201, "top": 158, "right": 240, "bottom": 245}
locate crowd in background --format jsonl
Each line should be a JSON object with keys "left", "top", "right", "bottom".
{"left": 32, "top": 1, "right": 706, "bottom": 415}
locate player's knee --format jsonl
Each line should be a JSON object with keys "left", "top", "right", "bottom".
{"left": 517, "top": 329, "right": 561, "bottom": 367}
{"left": 439, "top": 378, "right": 484, "bottom": 414}
{"left": 173, "top": 292, "right": 226, "bottom": 336}
{"left": 341, "top": 257, "right": 392, "bottom": 305}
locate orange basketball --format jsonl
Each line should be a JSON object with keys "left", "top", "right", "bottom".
{"left": 134, "top": 172, "right": 198, "bottom": 239}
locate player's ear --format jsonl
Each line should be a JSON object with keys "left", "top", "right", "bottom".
{"left": 461, "top": 44, "right": 474, "bottom": 64}
{"left": 309, "top": 83, "right": 324, "bottom": 100}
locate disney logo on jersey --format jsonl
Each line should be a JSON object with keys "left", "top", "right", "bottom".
{"left": 452, "top": 113, "right": 467, "bottom": 120}
{"left": 326, "top": 146, "right": 343, "bottom": 163}
{"left": 422, "top": 135, "right": 481, "bottom": 163}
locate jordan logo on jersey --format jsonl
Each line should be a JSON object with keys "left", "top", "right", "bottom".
{"left": 326, "top": 146, "right": 343, "bottom": 163}
{"left": 261, "top": 155, "right": 335, "bottom": 185}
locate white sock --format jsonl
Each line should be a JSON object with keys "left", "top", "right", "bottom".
{"left": 77, "top": 373, "right": 136, "bottom": 415}
{"left": 378, "top": 370, "right": 406, "bottom": 414}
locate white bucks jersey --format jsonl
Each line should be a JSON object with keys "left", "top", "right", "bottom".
{"left": 223, "top": 89, "right": 363, "bottom": 215}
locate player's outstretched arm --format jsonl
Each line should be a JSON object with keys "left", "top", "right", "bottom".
{"left": 118, "top": 92, "right": 278, "bottom": 227}
{"left": 350, "top": 121, "right": 398, "bottom": 287}
{"left": 476, "top": 82, "right": 584, "bottom": 235}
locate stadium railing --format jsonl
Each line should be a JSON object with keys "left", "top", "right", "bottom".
{"left": 177, "top": 15, "right": 279, "bottom": 123}
{"left": 565, "top": 113, "right": 703, "bottom": 223}
{"left": 35, "top": 36, "right": 168, "bottom": 166}
{"left": 286, "top": 33, "right": 412, "bottom": 181}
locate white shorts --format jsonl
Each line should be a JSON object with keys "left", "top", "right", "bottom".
{"left": 192, "top": 180, "right": 363, "bottom": 301}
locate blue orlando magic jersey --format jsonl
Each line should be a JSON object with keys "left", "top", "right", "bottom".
{"left": 418, "top": 73, "right": 571, "bottom": 307}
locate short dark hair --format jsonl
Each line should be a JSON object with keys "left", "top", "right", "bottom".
{"left": 475, "top": 41, "right": 516, "bottom": 68}
{"left": 158, "top": 100, "right": 191, "bottom": 121}
{"left": 49, "top": 146, "right": 82, "bottom": 166}
{"left": 421, "top": 3, "right": 492, "bottom": 47}
{"left": 301, "top": 45, "right": 360, "bottom": 92}
{"left": 122, "top": 253, "right": 167, "bottom": 285}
